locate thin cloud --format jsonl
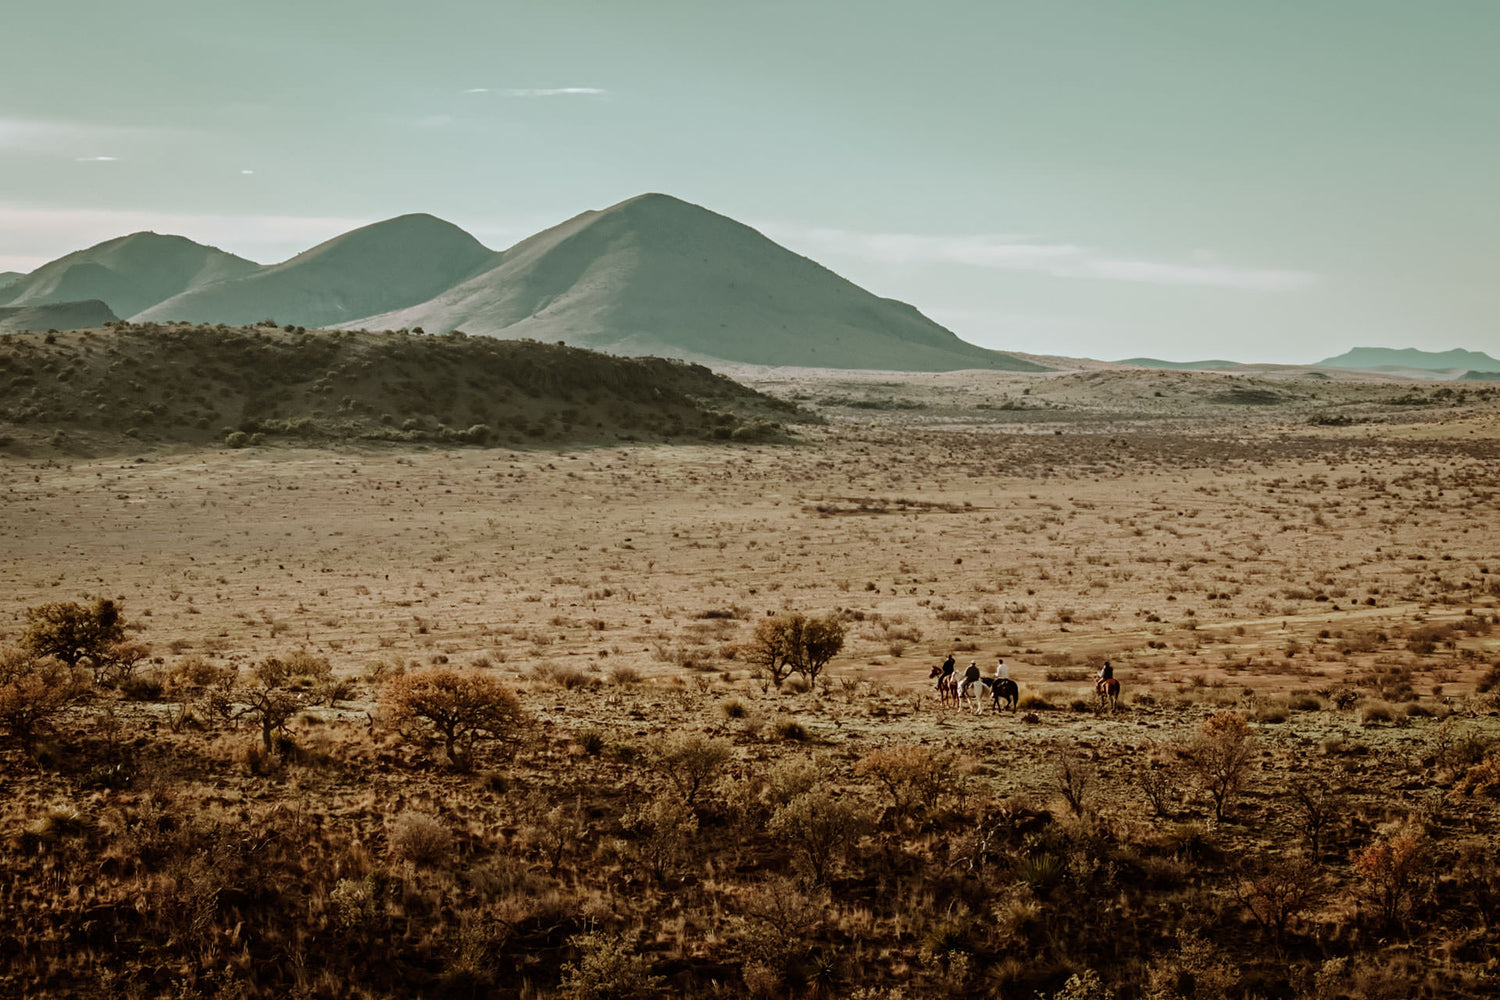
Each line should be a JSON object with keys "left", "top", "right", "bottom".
{"left": 465, "top": 87, "right": 609, "bottom": 98}
{"left": 74, "top": 155, "right": 119, "bottom": 162}
{"left": 764, "top": 224, "right": 1314, "bottom": 292}
{"left": 1, "top": 117, "right": 162, "bottom": 154}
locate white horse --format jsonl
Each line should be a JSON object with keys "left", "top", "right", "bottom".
{"left": 959, "top": 676, "right": 1019, "bottom": 714}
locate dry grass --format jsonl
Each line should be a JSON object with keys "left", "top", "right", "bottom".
{"left": 2, "top": 364, "right": 1500, "bottom": 997}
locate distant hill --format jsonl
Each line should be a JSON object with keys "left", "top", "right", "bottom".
{"left": 1459, "top": 370, "right": 1500, "bottom": 382}
{"left": 1118, "top": 357, "right": 1242, "bottom": 370}
{"left": 1316, "top": 347, "right": 1500, "bottom": 372}
{"left": 0, "top": 272, "right": 22, "bottom": 290}
{"left": 0, "top": 300, "right": 119, "bottom": 334}
{"left": 134, "top": 214, "right": 497, "bottom": 329}
{"left": 342, "top": 194, "right": 1044, "bottom": 372}
{"left": 0, "top": 324, "right": 807, "bottom": 453}
{"left": 0, "top": 232, "right": 260, "bottom": 317}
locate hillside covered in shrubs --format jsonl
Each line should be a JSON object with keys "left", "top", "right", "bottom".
{"left": 0, "top": 322, "right": 806, "bottom": 454}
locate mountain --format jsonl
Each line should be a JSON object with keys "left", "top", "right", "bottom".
{"left": 1316, "top": 347, "right": 1500, "bottom": 373}
{"left": 0, "top": 233, "right": 260, "bottom": 317}
{"left": 341, "top": 194, "right": 1044, "bottom": 371}
{"left": 0, "top": 272, "right": 22, "bottom": 290}
{"left": 1118, "top": 357, "right": 1242, "bottom": 370}
{"left": 134, "top": 214, "right": 497, "bottom": 329}
{"left": 0, "top": 300, "right": 119, "bottom": 334}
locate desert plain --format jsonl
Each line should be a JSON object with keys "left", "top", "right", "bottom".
{"left": 3, "top": 362, "right": 1500, "bottom": 999}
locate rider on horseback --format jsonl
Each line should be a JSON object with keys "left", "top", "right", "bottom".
{"left": 937, "top": 653, "right": 956, "bottom": 694}
{"left": 960, "top": 660, "right": 981, "bottom": 700}
{"left": 1095, "top": 660, "right": 1113, "bottom": 696}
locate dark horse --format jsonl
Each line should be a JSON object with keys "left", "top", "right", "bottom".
{"left": 961, "top": 676, "right": 1019, "bottom": 714}
{"left": 1096, "top": 677, "right": 1120, "bottom": 711}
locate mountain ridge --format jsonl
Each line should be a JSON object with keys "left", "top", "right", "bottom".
{"left": 134, "top": 213, "right": 498, "bottom": 329}
{"left": 0, "top": 232, "right": 261, "bottom": 318}
{"left": 340, "top": 193, "right": 1042, "bottom": 371}
{"left": 1316, "top": 346, "right": 1500, "bottom": 372}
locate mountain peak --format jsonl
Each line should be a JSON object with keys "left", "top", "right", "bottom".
{"left": 0, "top": 231, "right": 260, "bottom": 317}
{"left": 134, "top": 214, "right": 497, "bottom": 328}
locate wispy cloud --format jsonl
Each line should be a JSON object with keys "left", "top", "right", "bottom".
{"left": 465, "top": 87, "right": 609, "bottom": 98}
{"left": 763, "top": 225, "right": 1314, "bottom": 292}
{"left": 74, "top": 155, "right": 119, "bottom": 162}
{"left": 1, "top": 117, "right": 163, "bottom": 155}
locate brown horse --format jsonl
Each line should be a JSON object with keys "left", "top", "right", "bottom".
{"left": 929, "top": 664, "right": 958, "bottom": 709}
{"left": 1096, "top": 677, "right": 1120, "bottom": 711}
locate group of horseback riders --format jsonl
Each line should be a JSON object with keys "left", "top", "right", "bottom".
{"left": 933, "top": 653, "right": 1118, "bottom": 710}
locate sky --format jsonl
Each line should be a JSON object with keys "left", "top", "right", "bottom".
{"left": 3, "top": 1, "right": 1497, "bottom": 363}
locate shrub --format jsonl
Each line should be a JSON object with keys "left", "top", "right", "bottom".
{"left": 559, "top": 932, "right": 664, "bottom": 1000}
{"left": 388, "top": 810, "right": 454, "bottom": 867}
{"left": 575, "top": 728, "right": 606, "bottom": 755}
{"left": 254, "top": 649, "right": 331, "bottom": 688}
{"left": 0, "top": 648, "right": 90, "bottom": 750}
{"left": 648, "top": 731, "right": 732, "bottom": 807}
{"left": 854, "top": 744, "right": 956, "bottom": 819}
{"left": 382, "top": 668, "right": 524, "bottom": 768}
{"left": 1358, "top": 700, "right": 1395, "bottom": 726}
{"left": 773, "top": 718, "right": 809, "bottom": 741}
{"left": 768, "top": 786, "right": 868, "bottom": 883}
{"left": 621, "top": 796, "right": 698, "bottom": 880}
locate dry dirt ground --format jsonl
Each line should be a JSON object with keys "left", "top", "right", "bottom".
{"left": 2, "top": 367, "right": 1499, "bottom": 999}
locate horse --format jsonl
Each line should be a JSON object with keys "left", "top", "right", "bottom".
{"left": 960, "top": 676, "right": 1019, "bottom": 714}
{"left": 928, "top": 664, "right": 958, "bottom": 709}
{"left": 1095, "top": 677, "right": 1120, "bottom": 711}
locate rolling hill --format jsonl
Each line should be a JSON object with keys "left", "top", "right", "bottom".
{"left": 1316, "top": 346, "right": 1500, "bottom": 373}
{"left": 340, "top": 194, "right": 1044, "bottom": 372}
{"left": 0, "top": 272, "right": 22, "bottom": 290}
{"left": 0, "top": 324, "right": 806, "bottom": 454}
{"left": 0, "top": 232, "right": 260, "bottom": 318}
{"left": 1117, "top": 357, "right": 1242, "bottom": 370}
{"left": 134, "top": 214, "right": 497, "bottom": 329}
{"left": 0, "top": 300, "right": 118, "bottom": 334}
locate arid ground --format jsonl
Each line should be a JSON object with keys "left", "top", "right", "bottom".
{"left": 2, "top": 365, "right": 1499, "bottom": 999}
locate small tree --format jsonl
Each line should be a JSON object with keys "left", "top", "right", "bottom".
{"left": 381, "top": 668, "right": 523, "bottom": 768}
{"left": 21, "top": 598, "right": 141, "bottom": 684}
{"left": 745, "top": 615, "right": 800, "bottom": 689}
{"left": 796, "top": 614, "right": 847, "bottom": 687}
{"left": 1185, "top": 711, "right": 1257, "bottom": 822}
{"left": 1354, "top": 824, "right": 1430, "bottom": 928}
{"left": 745, "top": 612, "right": 847, "bottom": 690}
{"left": 1233, "top": 855, "right": 1324, "bottom": 951}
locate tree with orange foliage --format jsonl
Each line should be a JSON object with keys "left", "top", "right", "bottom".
{"left": 1186, "top": 711, "right": 1256, "bottom": 823}
{"left": 381, "top": 668, "right": 523, "bottom": 768}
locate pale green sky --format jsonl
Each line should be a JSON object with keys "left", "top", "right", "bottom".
{"left": 4, "top": 1, "right": 1496, "bottom": 362}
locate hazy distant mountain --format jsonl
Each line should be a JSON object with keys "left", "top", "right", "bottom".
{"left": 0, "top": 233, "right": 260, "bottom": 317}
{"left": 0, "top": 272, "right": 22, "bottom": 290}
{"left": 342, "top": 194, "right": 1043, "bottom": 372}
{"left": 1317, "top": 347, "right": 1500, "bottom": 372}
{"left": 1118, "top": 357, "right": 1242, "bottom": 370}
{"left": 135, "top": 214, "right": 497, "bottom": 329}
{"left": 0, "top": 299, "right": 119, "bottom": 334}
